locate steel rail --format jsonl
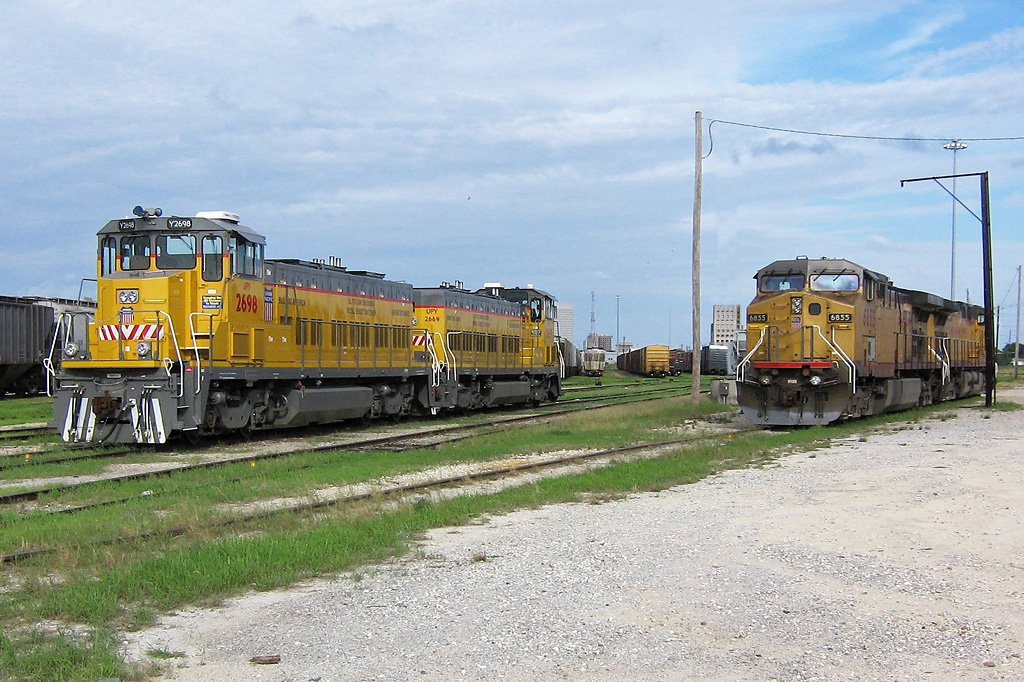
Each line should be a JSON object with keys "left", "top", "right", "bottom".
{"left": 1, "top": 421, "right": 748, "bottom": 564}
{"left": 0, "top": 387, "right": 701, "bottom": 505}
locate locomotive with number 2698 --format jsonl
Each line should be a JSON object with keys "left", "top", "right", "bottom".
{"left": 50, "top": 208, "right": 564, "bottom": 444}
{"left": 736, "top": 256, "right": 985, "bottom": 426}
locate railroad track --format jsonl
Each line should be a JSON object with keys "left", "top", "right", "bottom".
{"left": 0, "top": 424, "right": 51, "bottom": 443}
{"left": 0, "top": 384, "right": 696, "bottom": 475}
{"left": 4, "top": 387, "right": 706, "bottom": 521}
{"left": 0, "top": 385, "right": 703, "bottom": 506}
{"left": 1, "top": 423, "right": 749, "bottom": 564}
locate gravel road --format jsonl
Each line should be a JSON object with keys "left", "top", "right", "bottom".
{"left": 126, "top": 390, "right": 1024, "bottom": 681}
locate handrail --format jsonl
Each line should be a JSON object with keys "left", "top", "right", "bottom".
{"left": 736, "top": 326, "right": 770, "bottom": 382}
{"left": 929, "top": 338, "right": 951, "bottom": 384}
{"left": 818, "top": 325, "right": 856, "bottom": 393}
{"left": 418, "top": 328, "right": 443, "bottom": 388}
{"left": 443, "top": 331, "right": 460, "bottom": 380}
{"left": 155, "top": 310, "right": 186, "bottom": 398}
{"left": 188, "top": 312, "right": 215, "bottom": 395}
{"left": 45, "top": 311, "right": 93, "bottom": 397}
{"left": 44, "top": 313, "right": 69, "bottom": 397}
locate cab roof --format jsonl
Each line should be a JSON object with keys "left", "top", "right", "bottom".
{"left": 98, "top": 212, "right": 266, "bottom": 245}
{"left": 755, "top": 257, "right": 889, "bottom": 284}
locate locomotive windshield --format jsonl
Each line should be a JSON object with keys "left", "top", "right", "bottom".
{"left": 119, "top": 235, "right": 152, "bottom": 271}
{"left": 760, "top": 274, "right": 805, "bottom": 292}
{"left": 810, "top": 273, "right": 859, "bottom": 292}
{"left": 156, "top": 234, "right": 197, "bottom": 270}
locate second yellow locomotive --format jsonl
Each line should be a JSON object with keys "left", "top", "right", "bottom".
{"left": 51, "top": 208, "right": 562, "bottom": 444}
{"left": 736, "top": 256, "right": 985, "bottom": 426}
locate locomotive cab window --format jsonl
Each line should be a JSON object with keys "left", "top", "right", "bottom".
{"left": 229, "top": 235, "right": 264, "bottom": 278}
{"left": 120, "top": 235, "right": 152, "bottom": 271}
{"left": 810, "top": 273, "right": 859, "bottom": 292}
{"left": 530, "top": 298, "right": 543, "bottom": 322}
{"left": 100, "top": 237, "right": 117, "bottom": 275}
{"left": 760, "top": 274, "right": 805, "bottom": 292}
{"left": 201, "top": 235, "right": 223, "bottom": 282}
{"left": 156, "top": 234, "right": 197, "bottom": 270}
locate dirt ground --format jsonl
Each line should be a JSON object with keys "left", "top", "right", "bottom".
{"left": 125, "top": 388, "right": 1024, "bottom": 681}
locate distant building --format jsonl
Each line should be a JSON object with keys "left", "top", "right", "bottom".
{"left": 711, "top": 305, "right": 743, "bottom": 345}
{"left": 616, "top": 339, "right": 634, "bottom": 356}
{"left": 587, "top": 333, "right": 613, "bottom": 351}
{"left": 557, "top": 303, "right": 575, "bottom": 345}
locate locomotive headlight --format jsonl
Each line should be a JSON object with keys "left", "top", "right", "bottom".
{"left": 64, "top": 342, "right": 79, "bottom": 357}
{"left": 118, "top": 289, "right": 140, "bottom": 304}
{"left": 136, "top": 341, "right": 152, "bottom": 357}
{"left": 759, "top": 375, "right": 772, "bottom": 386}
{"left": 809, "top": 375, "right": 823, "bottom": 387}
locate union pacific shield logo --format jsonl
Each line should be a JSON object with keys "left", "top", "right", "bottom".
{"left": 264, "top": 287, "right": 274, "bottom": 322}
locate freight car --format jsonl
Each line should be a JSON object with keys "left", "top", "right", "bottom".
{"left": 616, "top": 344, "right": 670, "bottom": 377}
{"left": 0, "top": 295, "right": 93, "bottom": 397}
{"left": 50, "top": 208, "right": 562, "bottom": 444}
{"left": 700, "top": 343, "right": 737, "bottom": 376}
{"left": 669, "top": 348, "right": 693, "bottom": 374}
{"left": 559, "top": 338, "right": 582, "bottom": 378}
{"left": 582, "top": 347, "right": 606, "bottom": 376}
{"left": 735, "top": 256, "right": 985, "bottom": 426}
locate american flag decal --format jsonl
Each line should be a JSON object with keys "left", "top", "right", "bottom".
{"left": 264, "top": 287, "right": 274, "bottom": 322}
{"left": 119, "top": 307, "right": 134, "bottom": 325}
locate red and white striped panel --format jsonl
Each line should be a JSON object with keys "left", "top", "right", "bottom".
{"left": 412, "top": 334, "right": 427, "bottom": 347}
{"left": 98, "top": 324, "right": 165, "bottom": 341}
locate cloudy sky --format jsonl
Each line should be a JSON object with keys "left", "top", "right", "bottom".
{"left": 2, "top": 0, "right": 1022, "bottom": 349}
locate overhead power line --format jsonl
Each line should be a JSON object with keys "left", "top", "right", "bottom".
{"left": 704, "top": 118, "right": 1024, "bottom": 158}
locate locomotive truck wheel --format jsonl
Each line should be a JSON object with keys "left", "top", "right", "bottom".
{"left": 237, "top": 421, "right": 255, "bottom": 441}
{"left": 181, "top": 430, "right": 203, "bottom": 446}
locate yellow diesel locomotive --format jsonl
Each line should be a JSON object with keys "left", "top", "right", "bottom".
{"left": 736, "top": 256, "right": 985, "bottom": 426}
{"left": 50, "top": 208, "right": 562, "bottom": 444}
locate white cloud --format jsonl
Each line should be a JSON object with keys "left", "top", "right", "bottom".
{"left": 0, "top": 1, "right": 1021, "bottom": 347}
{"left": 884, "top": 12, "right": 965, "bottom": 56}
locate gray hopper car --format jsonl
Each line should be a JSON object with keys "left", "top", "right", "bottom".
{"left": 0, "top": 296, "right": 94, "bottom": 397}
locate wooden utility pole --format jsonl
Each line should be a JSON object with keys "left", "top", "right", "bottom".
{"left": 691, "top": 111, "right": 702, "bottom": 403}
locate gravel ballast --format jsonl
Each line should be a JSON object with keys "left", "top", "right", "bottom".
{"left": 126, "top": 393, "right": 1024, "bottom": 681}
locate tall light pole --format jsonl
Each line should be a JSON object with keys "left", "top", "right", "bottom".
{"left": 615, "top": 295, "right": 620, "bottom": 354}
{"left": 943, "top": 139, "right": 967, "bottom": 299}
{"left": 1015, "top": 265, "right": 1021, "bottom": 380}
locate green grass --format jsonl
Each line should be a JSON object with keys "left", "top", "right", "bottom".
{"left": 0, "top": 397, "right": 52, "bottom": 426}
{"left": 0, "top": 391, "right": 991, "bottom": 681}
{"left": 996, "top": 364, "right": 1024, "bottom": 388}
{"left": 0, "top": 399, "right": 731, "bottom": 562}
{"left": 0, "top": 627, "right": 127, "bottom": 682}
